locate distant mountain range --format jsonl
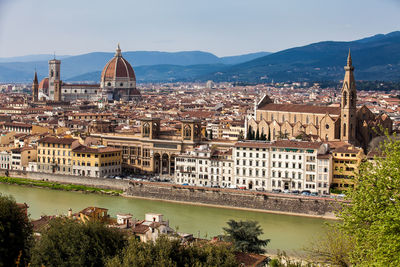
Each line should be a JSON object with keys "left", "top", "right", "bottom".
{"left": 0, "top": 51, "right": 270, "bottom": 83}
{"left": 1, "top": 31, "right": 399, "bottom": 83}
{"left": 205, "top": 31, "right": 400, "bottom": 82}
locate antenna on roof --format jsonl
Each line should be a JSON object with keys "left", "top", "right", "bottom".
{"left": 53, "top": 51, "right": 56, "bottom": 60}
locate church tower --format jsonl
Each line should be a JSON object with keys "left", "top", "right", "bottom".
{"left": 340, "top": 50, "right": 357, "bottom": 143}
{"left": 48, "top": 58, "right": 62, "bottom": 101}
{"left": 32, "top": 71, "right": 39, "bottom": 102}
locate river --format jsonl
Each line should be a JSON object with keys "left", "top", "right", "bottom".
{"left": 0, "top": 183, "right": 331, "bottom": 254}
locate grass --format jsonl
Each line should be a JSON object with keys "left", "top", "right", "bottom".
{"left": 0, "top": 176, "right": 123, "bottom": 195}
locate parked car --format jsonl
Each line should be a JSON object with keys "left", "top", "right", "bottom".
{"left": 291, "top": 190, "right": 300, "bottom": 195}
{"left": 301, "top": 190, "right": 311, "bottom": 196}
{"left": 238, "top": 186, "right": 247, "bottom": 190}
{"left": 272, "top": 189, "right": 282, "bottom": 193}
{"left": 182, "top": 183, "right": 189, "bottom": 186}
{"left": 255, "top": 187, "right": 265, "bottom": 191}
{"left": 283, "top": 189, "right": 290, "bottom": 194}
{"left": 310, "top": 192, "right": 318, "bottom": 197}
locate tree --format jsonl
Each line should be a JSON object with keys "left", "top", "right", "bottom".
{"left": 334, "top": 135, "right": 400, "bottom": 265}
{"left": 268, "top": 128, "right": 271, "bottom": 141}
{"left": 106, "top": 235, "right": 237, "bottom": 267}
{"left": 247, "top": 126, "right": 253, "bottom": 140}
{"left": 0, "top": 194, "right": 33, "bottom": 267}
{"left": 205, "top": 129, "right": 208, "bottom": 139}
{"left": 31, "top": 218, "right": 126, "bottom": 267}
{"left": 305, "top": 227, "right": 353, "bottom": 266}
{"left": 223, "top": 219, "right": 269, "bottom": 254}
{"left": 255, "top": 128, "right": 260, "bottom": 140}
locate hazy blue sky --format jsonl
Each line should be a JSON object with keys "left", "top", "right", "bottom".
{"left": 0, "top": 0, "right": 399, "bottom": 57}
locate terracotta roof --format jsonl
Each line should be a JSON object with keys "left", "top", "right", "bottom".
{"left": 38, "top": 78, "right": 49, "bottom": 90}
{"left": 37, "top": 136, "right": 77, "bottom": 145}
{"left": 234, "top": 251, "right": 268, "bottom": 267}
{"left": 333, "top": 146, "right": 362, "bottom": 154}
{"left": 79, "top": 206, "right": 108, "bottom": 216}
{"left": 132, "top": 224, "right": 149, "bottom": 234}
{"left": 72, "top": 145, "right": 121, "bottom": 154}
{"left": 259, "top": 103, "right": 340, "bottom": 115}
{"left": 101, "top": 48, "right": 136, "bottom": 81}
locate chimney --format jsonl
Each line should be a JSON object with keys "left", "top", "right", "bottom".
{"left": 68, "top": 208, "right": 72, "bottom": 218}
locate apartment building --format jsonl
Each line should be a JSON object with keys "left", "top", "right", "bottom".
{"left": 71, "top": 145, "right": 122, "bottom": 178}
{"left": 36, "top": 137, "right": 79, "bottom": 174}
{"left": 174, "top": 145, "right": 233, "bottom": 187}
{"left": 332, "top": 145, "right": 364, "bottom": 189}
{"left": 10, "top": 147, "right": 36, "bottom": 171}
{"left": 234, "top": 142, "right": 270, "bottom": 190}
{"left": 234, "top": 140, "right": 328, "bottom": 192}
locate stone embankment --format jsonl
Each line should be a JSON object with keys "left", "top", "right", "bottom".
{"left": 1, "top": 170, "right": 343, "bottom": 218}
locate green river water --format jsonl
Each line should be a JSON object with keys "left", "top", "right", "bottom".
{"left": 0, "top": 183, "right": 331, "bottom": 254}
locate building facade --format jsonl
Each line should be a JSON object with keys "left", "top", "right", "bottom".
{"left": 71, "top": 145, "right": 122, "bottom": 178}
{"left": 247, "top": 52, "right": 392, "bottom": 150}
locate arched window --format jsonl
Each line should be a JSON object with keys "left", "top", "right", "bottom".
{"left": 184, "top": 125, "right": 192, "bottom": 140}
{"left": 306, "top": 116, "right": 309, "bottom": 124}
{"left": 343, "top": 91, "right": 348, "bottom": 106}
{"left": 294, "top": 115, "right": 297, "bottom": 123}
{"left": 315, "top": 117, "right": 319, "bottom": 125}
{"left": 343, "top": 123, "right": 347, "bottom": 137}
{"left": 350, "top": 92, "right": 356, "bottom": 106}
{"left": 143, "top": 123, "right": 150, "bottom": 137}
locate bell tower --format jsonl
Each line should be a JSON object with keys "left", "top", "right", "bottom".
{"left": 48, "top": 58, "right": 61, "bottom": 101}
{"left": 32, "top": 71, "right": 39, "bottom": 102}
{"left": 340, "top": 50, "right": 357, "bottom": 143}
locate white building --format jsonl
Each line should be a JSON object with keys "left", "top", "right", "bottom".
{"left": 174, "top": 145, "right": 233, "bottom": 188}
{"left": 233, "top": 140, "right": 331, "bottom": 193}
{"left": 0, "top": 150, "right": 10, "bottom": 170}
{"left": 234, "top": 142, "right": 270, "bottom": 190}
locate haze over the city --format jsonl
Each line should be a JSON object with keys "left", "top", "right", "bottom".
{"left": 0, "top": 0, "right": 399, "bottom": 58}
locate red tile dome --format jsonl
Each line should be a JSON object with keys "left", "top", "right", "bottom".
{"left": 38, "top": 78, "right": 49, "bottom": 90}
{"left": 101, "top": 44, "right": 136, "bottom": 82}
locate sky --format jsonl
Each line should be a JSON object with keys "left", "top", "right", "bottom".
{"left": 0, "top": 0, "right": 399, "bottom": 58}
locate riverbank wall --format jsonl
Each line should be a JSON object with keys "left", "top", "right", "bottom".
{"left": 1, "top": 170, "right": 342, "bottom": 218}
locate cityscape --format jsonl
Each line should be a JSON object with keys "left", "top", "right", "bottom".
{"left": 0, "top": 0, "right": 399, "bottom": 266}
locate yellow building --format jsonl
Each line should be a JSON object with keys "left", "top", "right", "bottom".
{"left": 36, "top": 137, "right": 79, "bottom": 174}
{"left": 72, "top": 145, "right": 122, "bottom": 178}
{"left": 332, "top": 145, "right": 364, "bottom": 189}
{"left": 78, "top": 207, "right": 109, "bottom": 223}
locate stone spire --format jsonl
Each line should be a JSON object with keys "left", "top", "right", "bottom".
{"left": 33, "top": 70, "right": 38, "bottom": 83}
{"left": 32, "top": 71, "right": 39, "bottom": 102}
{"left": 115, "top": 43, "right": 122, "bottom": 57}
{"left": 340, "top": 50, "right": 357, "bottom": 143}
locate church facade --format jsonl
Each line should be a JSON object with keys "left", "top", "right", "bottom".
{"left": 32, "top": 44, "right": 141, "bottom": 103}
{"left": 247, "top": 52, "right": 392, "bottom": 150}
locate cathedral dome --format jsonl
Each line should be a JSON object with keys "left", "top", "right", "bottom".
{"left": 100, "top": 44, "right": 136, "bottom": 84}
{"left": 38, "top": 78, "right": 49, "bottom": 90}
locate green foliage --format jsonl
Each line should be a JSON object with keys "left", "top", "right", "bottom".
{"left": 270, "top": 251, "right": 315, "bottom": 267}
{"left": 0, "top": 194, "right": 33, "bottom": 267}
{"left": 31, "top": 218, "right": 127, "bottom": 267}
{"left": 0, "top": 176, "right": 122, "bottom": 195}
{"left": 305, "top": 226, "right": 353, "bottom": 266}
{"left": 338, "top": 135, "right": 400, "bottom": 265}
{"left": 223, "top": 219, "right": 269, "bottom": 254}
{"left": 106, "top": 235, "right": 237, "bottom": 267}
{"left": 255, "top": 128, "right": 260, "bottom": 140}
{"left": 247, "top": 126, "right": 252, "bottom": 140}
